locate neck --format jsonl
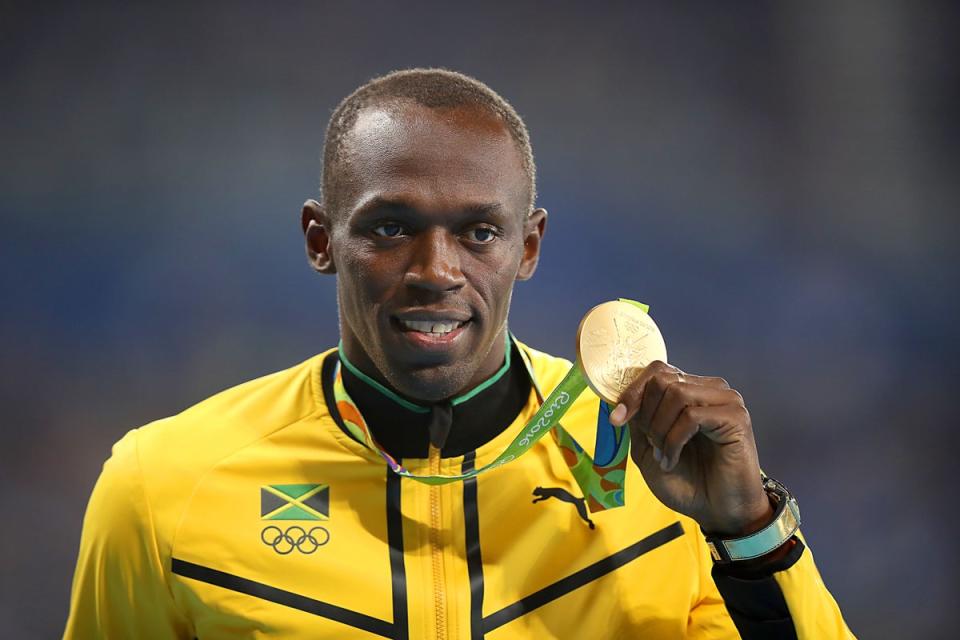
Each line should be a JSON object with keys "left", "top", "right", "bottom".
{"left": 339, "top": 324, "right": 510, "bottom": 403}
{"left": 330, "top": 337, "right": 530, "bottom": 459}
{"left": 337, "top": 333, "right": 512, "bottom": 412}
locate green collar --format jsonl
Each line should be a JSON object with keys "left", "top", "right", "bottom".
{"left": 336, "top": 332, "right": 513, "bottom": 413}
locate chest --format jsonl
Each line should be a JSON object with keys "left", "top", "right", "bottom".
{"left": 167, "top": 436, "right": 698, "bottom": 639}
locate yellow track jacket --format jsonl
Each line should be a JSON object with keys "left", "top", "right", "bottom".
{"left": 65, "top": 343, "right": 854, "bottom": 639}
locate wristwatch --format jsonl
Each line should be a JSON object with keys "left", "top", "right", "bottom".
{"left": 705, "top": 475, "right": 801, "bottom": 564}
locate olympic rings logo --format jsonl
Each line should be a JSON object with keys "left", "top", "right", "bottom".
{"left": 260, "top": 525, "right": 330, "bottom": 555}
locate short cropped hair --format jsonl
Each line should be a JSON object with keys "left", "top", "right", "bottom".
{"left": 321, "top": 68, "right": 536, "bottom": 217}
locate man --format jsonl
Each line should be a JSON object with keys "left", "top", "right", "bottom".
{"left": 65, "top": 69, "right": 853, "bottom": 638}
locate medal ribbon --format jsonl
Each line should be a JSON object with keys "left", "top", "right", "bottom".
{"left": 332, "top": 300, "right": 651, "bottom": 512}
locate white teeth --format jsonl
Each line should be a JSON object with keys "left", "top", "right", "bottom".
{"left": 400, "top": 319, "right": 464, "bottom": 334}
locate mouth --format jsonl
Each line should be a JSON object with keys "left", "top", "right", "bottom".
{"left": 392, "top": 313, "right": 472, "bottom": 349}
{"left": 398, "top": 318, "right": 468, "bottom": 335}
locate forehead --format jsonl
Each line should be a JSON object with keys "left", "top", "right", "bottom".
{"left": 337, "top": 100, "right": 528, "bottom": 215}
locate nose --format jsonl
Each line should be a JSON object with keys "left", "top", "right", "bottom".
{"left": 403, "top": 227, "right": 466, "bottom": 292}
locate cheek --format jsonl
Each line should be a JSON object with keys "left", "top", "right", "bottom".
{"left": 335, "top": 246, "right": 399, "bottom": 328}
{"left": 468, "top": 247, "right": 523, "bottom": 310}
{"left": 338, "top": 244, "right": 393, "bottom": 296}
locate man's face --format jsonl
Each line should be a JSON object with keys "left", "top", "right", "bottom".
{"left": 305, "top": 101, "right": 546, "bottom": 402}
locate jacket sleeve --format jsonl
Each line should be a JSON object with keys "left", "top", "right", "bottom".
{"left": 63, "top": 431, "right": 190, "bottom": 639}
{"left": 706, "top": 533, "right": 856, "bottom": 639}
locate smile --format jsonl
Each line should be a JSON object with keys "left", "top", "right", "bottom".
{"left": 398, "top": 319, "right": 467, "bottom": 336}
{"left": 392, "top": 313, "right": 473, "bottom": 350}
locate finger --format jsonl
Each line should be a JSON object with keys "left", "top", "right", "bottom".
{"left": 628, "top": 422, "right": 656, "bottom": 469}
{"left": 661, "top": 404, "right": 750, "bottom": 471}
{"left": 609, "top": 366, "right": 653, "bottom": 425}
{"left": 610, "top": 361, "right": 679, "bottom": 427}
{"left": 675, "top": 373, "right": 730, "bottom": 390}
{"left": 647, "top": 383, "right": 742, "bottom": 451}
{"left": 610, "top": 364, "right": 732, "bottom": 426}
{"left": 633, "top": 368, "right": 679, "bottom": 434}
{"left": 658, "top": 405, "right": 705, "bottom": 471}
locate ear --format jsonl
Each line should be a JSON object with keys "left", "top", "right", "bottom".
{"left": 301, "top": 199, "right": 337, "bottom": 274}
{"left": 516, "top": 208, "right": 547, "bottom": 281}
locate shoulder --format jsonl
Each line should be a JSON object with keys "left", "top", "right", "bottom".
{"left": 106, "top": 350, "right": 334, "bottom": 540}
{"left": 135, "top": 350, "right": 331, "bottom": 466}
{"left": 516, "top": 340, "right": 574, "bottom": 389}
{"left": 515, "top": 339, "right": 601, "bottom": 437}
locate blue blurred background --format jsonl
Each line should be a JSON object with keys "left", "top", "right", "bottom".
{"left": 2, "top": 2, "right": 957, "bottom": 637}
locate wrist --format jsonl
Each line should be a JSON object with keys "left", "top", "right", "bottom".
{"left": 702, "top": 493, "right": 775, "bottom": 539}
{"left": 704, "top": 475, "right": 802, "bottom": 565}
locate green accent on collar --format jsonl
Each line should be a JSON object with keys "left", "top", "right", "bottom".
{"left": 450, "top": 332, "right": 511, "bottom": 406}
{"left": 337, "top": 344, "right": 429, "bottom": 413}
{"left": 337, "top": 332, "right": 512, "bottom": 412}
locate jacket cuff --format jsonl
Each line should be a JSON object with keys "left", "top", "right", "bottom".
{"left": 711, "top": 538, "right": 805, "bottom": 639}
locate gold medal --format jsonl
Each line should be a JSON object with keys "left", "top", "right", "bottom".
{"left": 576, "top": 300, "right": 668, "bottom": 404}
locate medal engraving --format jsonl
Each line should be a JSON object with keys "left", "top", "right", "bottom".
{"left": 577, "top": 301, "right": 668, "bottom": 404}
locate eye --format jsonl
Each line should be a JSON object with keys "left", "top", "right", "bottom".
{"left": 466, "top": 226, "right": 499, "bottom": 244}
{"left": 372, "top": 222, "right": 405, "bottom": 238}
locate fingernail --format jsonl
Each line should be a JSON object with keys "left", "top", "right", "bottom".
{"left": 652, "top": 446, "right": 662, "bottom": 462}
{"left": 610, "top": 404, "right": 626, "bottom": 425}
{"left": 660, "top": 456, "right": 670, "bottom": 471}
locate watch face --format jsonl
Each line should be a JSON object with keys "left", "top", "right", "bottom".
{"left": 762, "top": 476, "right": 800, "bottom": 517}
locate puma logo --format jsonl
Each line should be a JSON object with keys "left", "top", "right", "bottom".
{"left": 531, "top": 486, "right": 595, "bottom": 529}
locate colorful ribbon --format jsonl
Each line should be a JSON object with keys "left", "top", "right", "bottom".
{"left": 332, "top": 301, "right": 653, "bottom": 512}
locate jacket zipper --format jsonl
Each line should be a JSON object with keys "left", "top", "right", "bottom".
{"left": 428, "top": 444, "right": 447, "bottom": 640}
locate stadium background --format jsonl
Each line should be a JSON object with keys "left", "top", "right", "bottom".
{"left": 1, "top": 2, "right": 957, "bottom": 637}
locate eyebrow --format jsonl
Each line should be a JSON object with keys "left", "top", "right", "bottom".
{"left": 351, "top": 196, "right": 506, "bottom": 220}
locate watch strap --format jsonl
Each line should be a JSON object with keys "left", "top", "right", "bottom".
{"left": 705, "top": 475, "right": 801, "bottom": 564}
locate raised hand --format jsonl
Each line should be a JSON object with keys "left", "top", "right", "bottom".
{"left": 609, "top": 361, "right": 773, "bottom": 537}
